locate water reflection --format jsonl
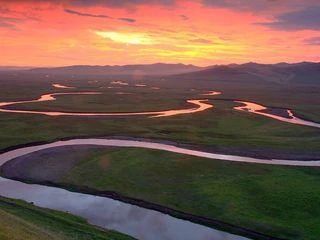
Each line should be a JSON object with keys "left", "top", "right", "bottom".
{"left": 152, "top": 100, "right": 212, "bottom": 118}
{"left": 111, "top": 81, "right": 129, "bottom": 86}
{"left": 0, "top": 177, "right": 247, "bottom": 240}
{"left": 234, "top": 101, "right": 320, "bottom": 129}
{"left": 52, "top": 84, "right": 74, "bottom": 89}
{"left": 116, "top": 92, "right": 132, "bottom": 95}
{"left": 201, "top": 91, "right": 222, "bottom": 96}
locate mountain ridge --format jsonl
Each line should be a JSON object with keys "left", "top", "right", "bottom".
{"left": 27, "top": 63, "right": 202, "bottom": 76}
{"left": 2, "top": 62, "right": 319, "bottom": 85}
{"left": 169, "top": 62, "right": 320, "bottom": 84}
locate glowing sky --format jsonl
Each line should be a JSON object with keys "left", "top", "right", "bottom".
{"left": 1, "top": 0, "right": 320, "bottom": 66}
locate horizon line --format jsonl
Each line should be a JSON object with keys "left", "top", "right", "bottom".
{"left": 1, "top": 60, "right": 320, "bottom": 69}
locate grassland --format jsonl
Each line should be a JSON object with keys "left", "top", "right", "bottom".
{"left": 1, "top": 73, "right": 319, "bottom": 120}
{"left": 6, "top": 87, "right": 192, "bottom": 112}
{"left": 2, "top": 146, "right": 320, "bottom": 240}
{"left": 1, "top": 98, "right": 319, "bottom": 159}
{"left": 0, "top": 73, "right": 319, "bottom": 239}
{"left": 0, "top": 74, "right": 319, "bottom": 158}
{"left": 0, "top": 196, "right": 134, "bottom": 240}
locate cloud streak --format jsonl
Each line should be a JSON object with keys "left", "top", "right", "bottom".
{"left": 0, "top": 16, "right": 21, "bottom": 29}
{"left": 68, "top": 0, "right": 175, "bottom": 8}
{"left": 257, "top": 6, "right": 320, "bottom": 31}
{"left": 304, "top": 37, "right": 320, "bottom": 45}
{"left": 189, "top": 38, "right": 212, "bottom": 44}
{"left": 0, "top": 0, "right": 175, "bottom": 8}
{"left": 203, "top": 0, "right": 277, "bottom": 12}
{"left": 118, "top": 17, "right": 136, "bottom": 23}
{"left": 64, "top": 9, "right": 111, "bottom": 18}
{"left": 179, "top": 14, "right": 189, "bottom": 21}
{"left": 64, "top": 8, "right": 136, "bottom": 23}
{"left": 202, "top": 0, "right": 320, "bottom": 13}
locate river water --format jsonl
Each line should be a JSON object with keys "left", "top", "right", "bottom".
{"left": 0, "top": 92, "right": 213, "bottom": 118}
{"left": 0, "top": 139, "right": 256, "bottom": 240}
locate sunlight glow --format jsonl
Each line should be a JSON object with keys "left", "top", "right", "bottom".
{"left": 95, "top": 31, "right": 155, "bottom": 45}
{"left": 1, "top": 1, "right": 319, "bottom": 66}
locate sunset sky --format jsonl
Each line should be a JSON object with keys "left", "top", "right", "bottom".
{"left": 1, "top": 0, "right": 320, "bottom": 66}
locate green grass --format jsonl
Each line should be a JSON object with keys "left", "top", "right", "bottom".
{"left": 0, "top": 196, "right": 134, "bottom": 240}
{"left": 0, "top": 77, "right": 319, "bottom": 156}
{"left": 7, "top": 88, "right": 193, "bottom": 112}
{"left": 0, "top": 100, "right": 319, "bottom": 155}
{"left": 3, "top": 146, "right": 320, "bottom": 240}
{"left": 0, "top": 76, "right": 319, "bottom": 239}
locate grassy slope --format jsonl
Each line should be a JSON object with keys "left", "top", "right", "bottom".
{"left": 0, "top": 196, "right": 134, "bottom": 240}
{"left": 3, "top": 147, "right": 320, "bottom": 240}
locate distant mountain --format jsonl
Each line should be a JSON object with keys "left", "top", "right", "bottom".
{"left": 7, "top": 62, "right": 320, "bottom": 85}
{"left": 0, "top": 66, "right": 33, "bottom": 71}
{"left": 170, "top": 62, "right": 320, "bottom": 85}
{"left": 28, "top": 63, "right": 202, "bottom": 76}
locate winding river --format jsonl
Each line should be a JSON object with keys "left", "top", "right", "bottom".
{"left": 234, "top": 101, "right": 320, "bottom": 129}
{"left": 52, "top": 83, "right": 74, "bottom": 89}
{"left": 201, "top": 90, "right": 222, "bottom": 96}
{"left": 1, "top": 139, "right": 320, "bottom": 168}
{"left": 0, "top": 87, "right": 319, "bottom": 128}
{"left": 0, "top": 92, "right": 212, "bottom": 118}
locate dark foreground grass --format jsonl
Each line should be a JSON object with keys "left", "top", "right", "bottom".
{"left": 0, "top": 196, "right": 134, "bottom": 240}
{"left": 3, "top": 146, "right": 320, "bottom": 240}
